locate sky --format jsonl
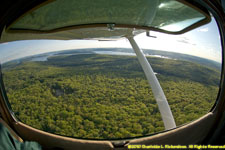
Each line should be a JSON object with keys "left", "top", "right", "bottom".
{"left": 0, "top": 18, "right": 222, "bottom": 63}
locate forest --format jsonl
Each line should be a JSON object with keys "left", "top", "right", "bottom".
{"left": 2, "top": 52, "right": 220, "bottom": 139}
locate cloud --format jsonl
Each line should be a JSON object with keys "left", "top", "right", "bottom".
{"left": 176, "top": 37, "right": 196, "bottom": 45}
{"left": 198, "top": 27, "right": 209, "bottom": 32}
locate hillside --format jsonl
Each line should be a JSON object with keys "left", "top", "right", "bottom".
{"left": 2, "top": 51, "right": 220, "bottom": 139}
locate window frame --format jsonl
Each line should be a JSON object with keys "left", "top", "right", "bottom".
{"left": 0, "top": 0, "right": 224, "bottom": 148}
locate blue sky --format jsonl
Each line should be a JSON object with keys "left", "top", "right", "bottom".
{"left": 0, "top": 18, "right": 222, "bottom": 63}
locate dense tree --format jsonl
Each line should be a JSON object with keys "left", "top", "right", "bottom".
{"left": 2, "top": 54, "right": 220, "bottom": 139}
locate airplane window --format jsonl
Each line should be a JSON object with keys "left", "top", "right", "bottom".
{"left": 0, "top": 1, "right": 222, "bottom": 140}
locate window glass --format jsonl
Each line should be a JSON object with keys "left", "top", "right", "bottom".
{"left": 8, "top": 0, "right": 207, "bottom": 33}
{"left": 0, "top": 0, "right": 221, "bottom": 139}
{"left": 0, "top": 17, "right": 221, "bottom": 139}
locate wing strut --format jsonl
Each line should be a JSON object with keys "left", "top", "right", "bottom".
{"left": 127, "top": 36, "right": 176, "bottom": 130}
